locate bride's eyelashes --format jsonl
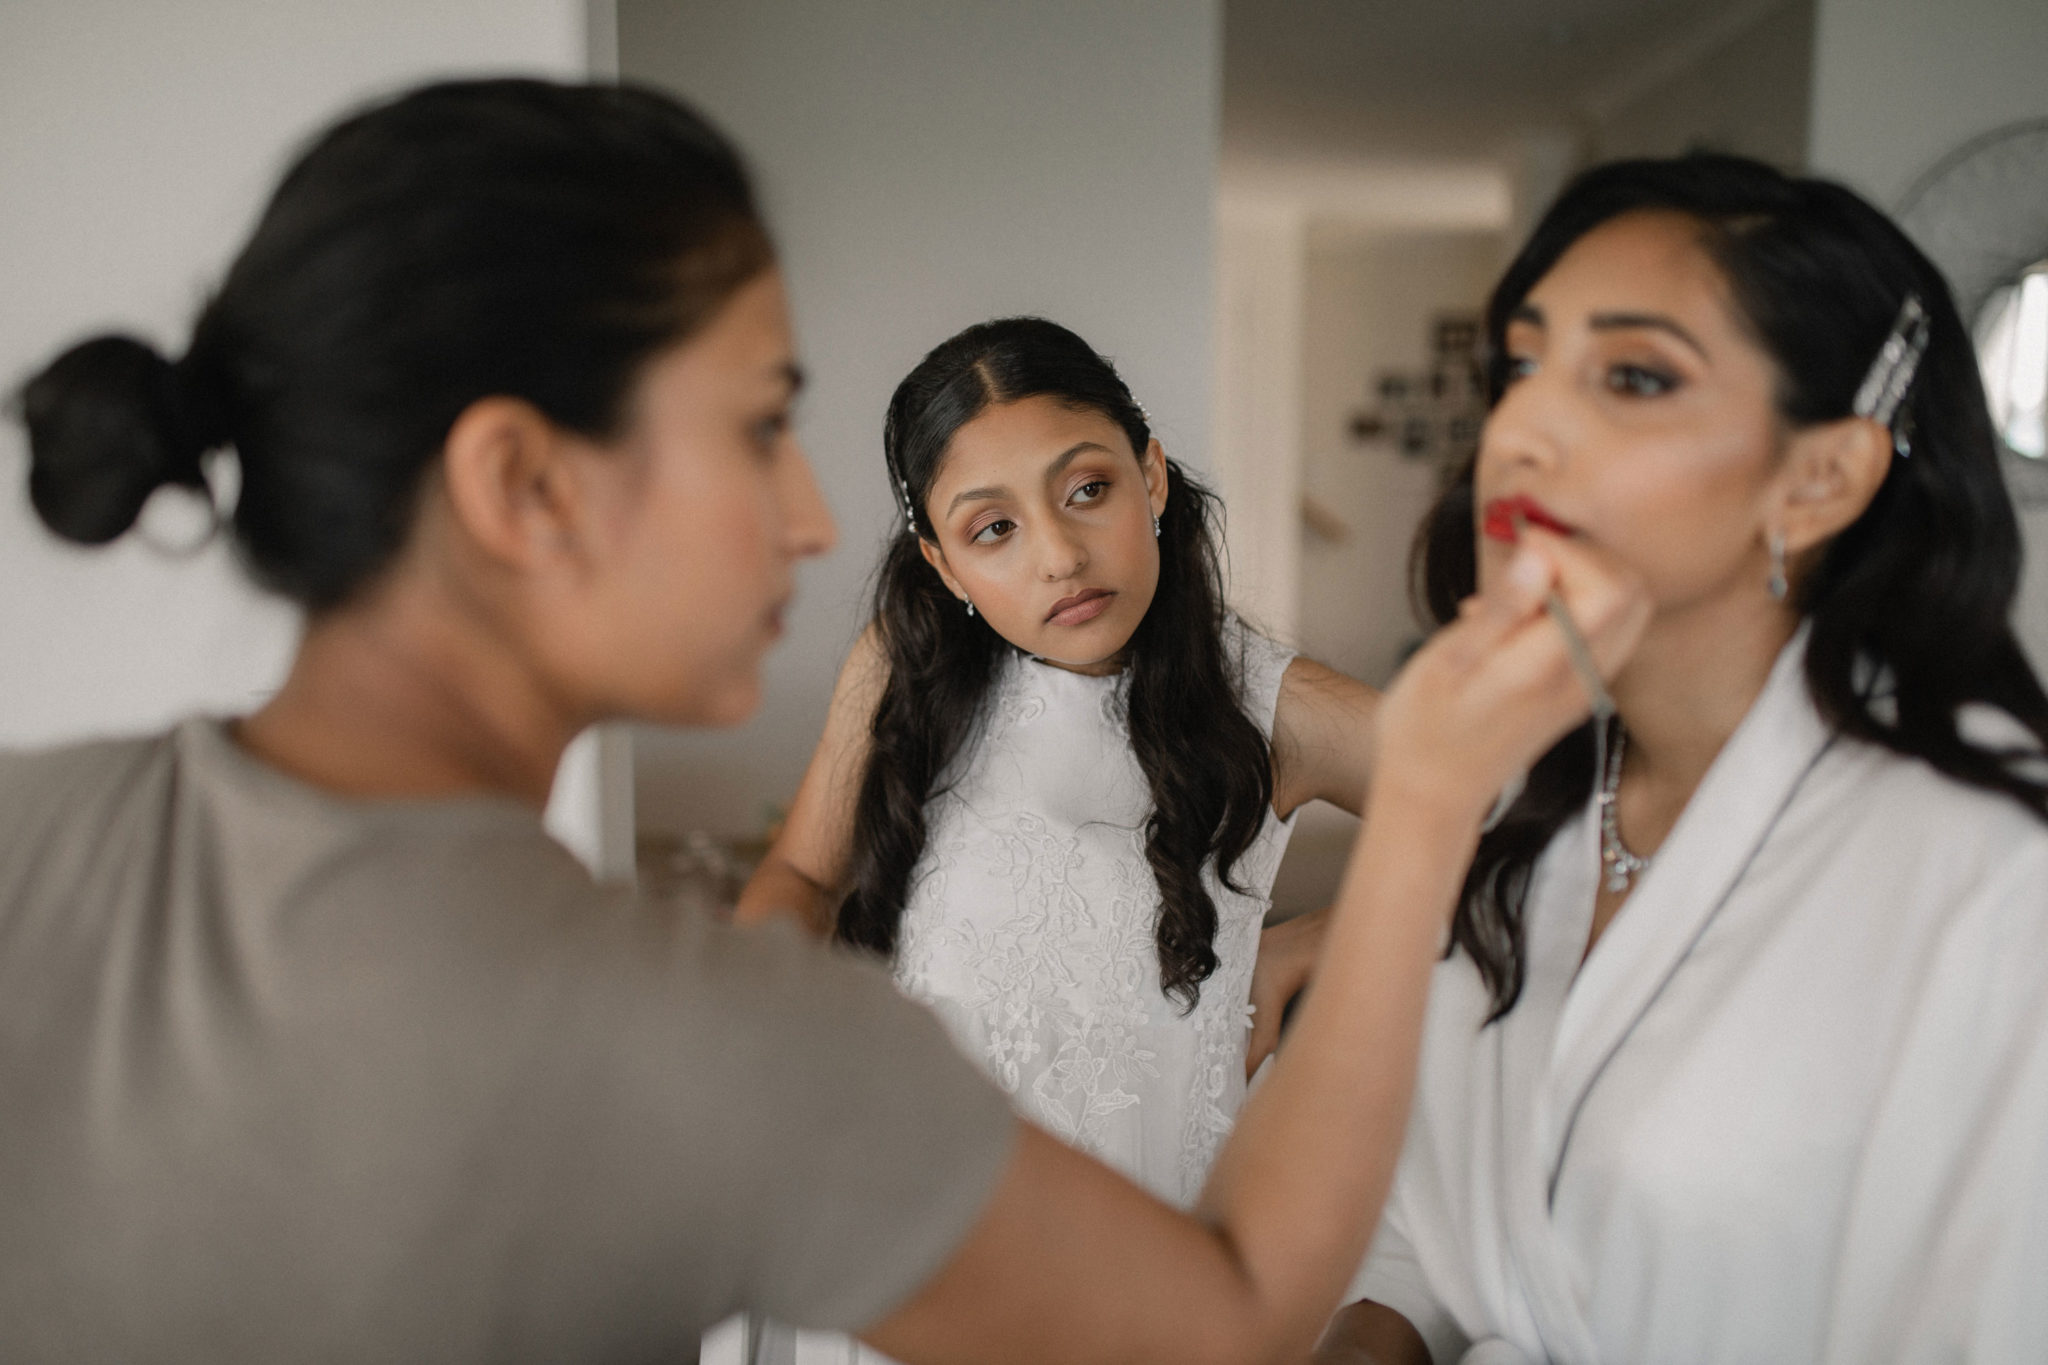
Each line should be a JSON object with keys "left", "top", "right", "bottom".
{"left": 1604, "top": 361, "right": 1682, "bottom": 397}
{"left": 1500, "top": 351, "right": 1684, "bottom": 398}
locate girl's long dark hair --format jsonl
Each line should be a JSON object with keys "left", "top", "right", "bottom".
{"left": 836, "top": 317, "right": 1273, "bottom": 1010}
{"left": 1417, "top": 153, "right": 2048, "bottom": 1021}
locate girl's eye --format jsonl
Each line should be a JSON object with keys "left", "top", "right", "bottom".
{"left": 1502, "top": 355, "right": 1538, "bottom": 383}
{"left": 1606, "top": 364, "right": 1678, "bottom": 397}
{"left": 970, "top": 518, "right": 1015, "bottom": 545}
{"left": 1070, "top": 479, "right": 1109, "bottom": 505}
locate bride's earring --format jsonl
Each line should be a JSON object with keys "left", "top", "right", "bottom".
{"left": 1152, "top": 513, "right": 1161, "bottom": 539}
{"left": 1767, "top": 532, "right": 1789, "bottom": 601}
{"left": 964, "top": 598, "right": 976, "bottom": 618}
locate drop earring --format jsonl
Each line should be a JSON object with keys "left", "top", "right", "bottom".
{"left": 1767, "top": 532, "right": 1789, "bottom": 601}
{"left": 1152, "top": 514, "right": 1161, "bottom": 539}
{"left": 964, "top": 598, "right": 976, "bottom": 618}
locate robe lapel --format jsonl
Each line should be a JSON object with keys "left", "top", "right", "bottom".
{"left": 1491, "top": 809, "right": 1604, "bottom": 1363}
{"left": 1487, "top": 630, "right": 1834, "bottom": 1364}
{"left": 1543, "top": 631, "right": 1833, "bottom": 1189}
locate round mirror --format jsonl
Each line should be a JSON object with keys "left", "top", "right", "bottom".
{"left": 1898, "top": 118, "right": 2048, "bottom": 498}
{"left": 1975, "top": 259, "right": 2048, "bottom": 460}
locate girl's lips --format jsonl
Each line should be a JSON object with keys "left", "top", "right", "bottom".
{"left": 1481, "top": 494, "right": 1576, "bottom": 543}
{"left": 1046, "top": 588, "right": 1115, "bottom": 626}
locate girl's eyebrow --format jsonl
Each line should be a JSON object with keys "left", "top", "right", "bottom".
{"left": 944, "top": 442, "right": 1113, "bottom": 517}
{"left": 1040, "top": 441, "right": 1113, "bottom": 485}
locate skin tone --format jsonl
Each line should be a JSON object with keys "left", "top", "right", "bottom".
{"left": 735, "top": 395, "right": 1376, "bottom": 1073}
{"left": 1316, "top": 209, "right": 1891, "bottom": 1364}
{"left": 234, "top": 262, "right": 1651, "bottom": 1365}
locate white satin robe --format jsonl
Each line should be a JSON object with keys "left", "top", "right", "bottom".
{"left": 1350, "top": 634, "right": 2048, "bottom": 1364}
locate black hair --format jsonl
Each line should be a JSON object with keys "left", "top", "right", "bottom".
{"left": 17, "top": 78, "right": 773, "bottom": 609}
{"left": 836, "top": 317, "right": 1273, "bottom": 1010}
{"left": 1416, "top": 153, "right": 2048, "bottom": 1021}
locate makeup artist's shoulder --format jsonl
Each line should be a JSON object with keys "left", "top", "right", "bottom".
{"left": 0, "top": 728, "right": 176, "bottom": 832}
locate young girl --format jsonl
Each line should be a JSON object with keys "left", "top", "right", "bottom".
{"left": 740, "top": 316, "right": 1372, "bottom": 1202}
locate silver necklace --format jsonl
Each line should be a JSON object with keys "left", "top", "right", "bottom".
{"left": 1597, "top": 722, "right": 1651, "bottom": 894}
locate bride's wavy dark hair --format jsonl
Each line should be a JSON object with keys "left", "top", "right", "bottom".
{"left": 1416, "top": 153, "right": 2048, "bottom": 1021}
{"left": 835, "top": 317, "right": 1272, "bottom": 1010}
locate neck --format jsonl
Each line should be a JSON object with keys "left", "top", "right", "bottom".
{"left": 1612, "top": 590, "right": 1798, "bottom": 799}
{"left": 236, "top": 570, "right": 583, "bottom": 807}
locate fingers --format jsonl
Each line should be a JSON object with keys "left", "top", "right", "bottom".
{"left": 1451, "top": 542, "right": 1556, "bottom": 654}
{"left": 1434, "top": 531, "right": 1649, "bottom": 752}
{"left": 1516, "top": 527, "right": 1651, "bottom": 676}
{"left": 1373, "top": 528, "right": 1652, "bottom": 812}
{"left": 1462, "top": 529, "right": 1648, "bottom": 685}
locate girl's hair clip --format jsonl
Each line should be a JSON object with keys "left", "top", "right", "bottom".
{"left": 1852, "top": 294, "right": 1931, "bottom": 448}
{"left": 899, "top": 475, "right": 917, "bottom": 534}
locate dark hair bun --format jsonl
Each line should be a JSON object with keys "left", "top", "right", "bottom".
{"left": 21, "top": 335, "right": 209, "bottom": 544}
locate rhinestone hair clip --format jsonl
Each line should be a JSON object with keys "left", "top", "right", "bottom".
{"left": 897, "top": 475, "right": 917, "bottom": 534}
{"left": 1851, "top": 294, "right": 1931, "bottom": 449}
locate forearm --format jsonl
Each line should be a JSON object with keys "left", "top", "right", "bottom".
{"left": 1194, "top": 778, "right": 1479, "bottom": 1361}
{"left": 733, "top": 854, "right": 836, "bottom": 936}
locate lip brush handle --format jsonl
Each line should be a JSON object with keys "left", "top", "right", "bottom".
{"left": 1512, "top": 512, "right": 1617, "bottom": 721}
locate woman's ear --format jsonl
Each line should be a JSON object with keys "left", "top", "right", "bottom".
{"left": 1772, "top": 416, "right": 1893, "bottom": 556}
{"left": 1141, "top": 437, "right": 1170, "bottom": 520}
{"left": 439, "top": 396, "right": 591, "bottom": 573}
{"left": 917, "top": 534, "right": 970, "bottom": 604}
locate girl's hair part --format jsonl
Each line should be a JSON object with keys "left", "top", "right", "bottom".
{"left": 17, "top": 78, "right": 773, "bottom": 610}
{"left": 838, "top": 316, "right": 1274, "bottom": 1010}
{"left": 1414, "top": 152, "right": 2048, "bottom": 1021}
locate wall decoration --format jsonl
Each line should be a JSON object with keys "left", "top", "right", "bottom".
{"left": 1348, "top": 313, "right": 1489, "bottom": 476}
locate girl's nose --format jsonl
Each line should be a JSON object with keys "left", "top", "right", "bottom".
{"left": 1037, "top": 523, "right": 1087, "bottom": 580}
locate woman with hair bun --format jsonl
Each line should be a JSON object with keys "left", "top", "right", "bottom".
{"left": 0, "top": 78, "right": 1647, "bottom": 1362}
{"left": 1320, "top": 154, "right": 2048, "bottom": 1365}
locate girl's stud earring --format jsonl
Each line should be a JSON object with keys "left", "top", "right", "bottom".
{"left": 1767, "top": 531, "right": 1789, "bottom": 601}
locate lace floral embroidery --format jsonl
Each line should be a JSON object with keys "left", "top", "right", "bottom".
{"left": 892, "top": 633, "right": 1295, "bottom": 1203}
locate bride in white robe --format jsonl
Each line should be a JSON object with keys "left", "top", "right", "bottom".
{"left": 1349, "top": 632, "right": 2048, "bottom": 1364}
{"left": 1321, "top": 154, "right": 2048, "bottom": 1365}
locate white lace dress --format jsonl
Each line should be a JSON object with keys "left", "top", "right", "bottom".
{"left": 759, "top": 626, "right": 1298, "bottom": 1365}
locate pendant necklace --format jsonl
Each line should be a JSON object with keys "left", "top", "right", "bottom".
{"left": 1597, "top": 721, "right": 1651, "bottom": 894}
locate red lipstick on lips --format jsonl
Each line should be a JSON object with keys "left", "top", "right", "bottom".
{"left": 1481, "top": 494, "right": 1574, "bottom": 543}
{"left": 1046, "top": 588, "right": 1115, "bottom": 626}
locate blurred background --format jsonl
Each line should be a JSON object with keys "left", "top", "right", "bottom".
{"left": 4, "top": 0, "right": 2046, "bottom": 913}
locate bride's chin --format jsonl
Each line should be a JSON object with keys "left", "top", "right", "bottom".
{"left": 687, "top": 672, "right": 766, "bottom": 730}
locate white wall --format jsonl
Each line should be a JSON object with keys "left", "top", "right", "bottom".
{"left": 1808, "top": 0, "right": 2048, "bottom": 666}
{"left": 1587, "top": 0, "right": 1815, "bottom": 171}
{"left": 1212, "top": 159, "right": 1508, "bottom": 642}
{"left": 1213, "top": 206, "right": 1308, "bottom": 641}
{"left": 619, "top": 0, "right": 1222, "bottom": 840}
{"left": 0, "top": 0, "right": 588, "bottom": 747}
{"left": 0, "top": 0, "right": 646, "bottom": 877}
{"left": 1297, "top": 226, "right": 1502, "bottom": 687}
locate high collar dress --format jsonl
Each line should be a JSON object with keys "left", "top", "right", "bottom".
{"left": 753, "top": 625, "right": 1299, "bottom": 1365}
{"left": 1349, "top": 631, "right": 2048, "bottom": 1364}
